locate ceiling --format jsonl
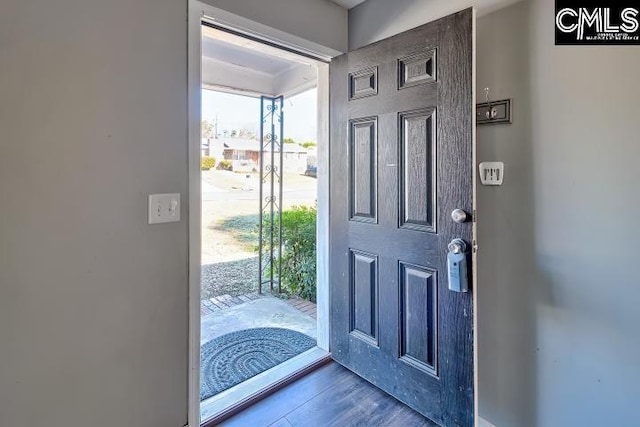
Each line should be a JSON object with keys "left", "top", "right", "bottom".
{"left": 331, "top": 0, "right": 367, "bottom": 9}
{"left": 201, "top": 25, "right": 319, "bottom": 97}
{"left": 202, "top": 37, "right": 294, "bottom": 76}
{"left": 202, "top": 26, "right": 316, "bottom": 77}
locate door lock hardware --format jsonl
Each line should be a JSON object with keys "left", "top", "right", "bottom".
{"left": 451, "top": 209, "right": 468, "bottom": 223}
{"left": 447, "top": 238, "right": 469, "bottom": 292}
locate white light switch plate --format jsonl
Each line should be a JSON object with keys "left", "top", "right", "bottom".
{"left": 479, "top": 162, "right": 504, "bottom": 186}
{"left": 148, "top": 193, "right": 180, "bottom": 224}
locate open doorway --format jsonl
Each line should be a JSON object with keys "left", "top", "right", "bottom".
{"left": 191, "top": 19, "right": 330, "bottom": 424}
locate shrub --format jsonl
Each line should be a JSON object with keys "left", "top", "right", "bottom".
{"left": 278, "top": 206, "right": 316, "bottom": 301}
{"left": 217, "top": 159, "right": 233, "bottom": 171}
{"left": 201, "top": 156, "right": 216, "bottom": 170}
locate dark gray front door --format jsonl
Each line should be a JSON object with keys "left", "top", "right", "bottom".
{"left": 329, "top": 9, "right": 474, "bottom": 426}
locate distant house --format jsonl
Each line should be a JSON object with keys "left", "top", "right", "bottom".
{"left": 219, "top": 138, "right": 309, "bottom": 173}
{"left": 201, "top": 138, "right": 225, "bottom": 160}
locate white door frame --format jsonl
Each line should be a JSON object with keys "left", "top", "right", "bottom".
{"left": 188, "top": 2, "right": 334, "bottom": 425}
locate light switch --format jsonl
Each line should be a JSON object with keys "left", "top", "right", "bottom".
{"left": 148, "top": 193, "right": 181, "bottom": 224}
{"left": 479, "top": 162, "right": 504, "bottom": 186}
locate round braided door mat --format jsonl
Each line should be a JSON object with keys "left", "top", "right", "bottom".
{"left": 200, "top": 327, "right": 316, "bottom": 400}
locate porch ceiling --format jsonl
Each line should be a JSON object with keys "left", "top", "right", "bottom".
{"left": 202, "top": 33, "right": 296, "bottom": 76}
{"left": 202, "top": 26, "right": 318, "bottom": 98}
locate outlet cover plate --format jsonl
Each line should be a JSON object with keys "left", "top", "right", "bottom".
{"left": 148, "top": 193, "right": 181, "bottom": 224}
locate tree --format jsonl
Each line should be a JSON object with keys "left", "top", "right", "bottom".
{"left": 238, "top": 128, "right": 257, "bottom": 140}
{"left": 301, "top": 141, "right": 317, "bottom": 149}
{"left": 201, "top": 120, "right": 215, "bottom": 138}
{"left": 230, "top": 130, "right": 238, "bottom": 138}
{"left": 283, "top": 137, "right": 296, "bottom": 144}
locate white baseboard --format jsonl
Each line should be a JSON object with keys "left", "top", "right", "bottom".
{"left": 479, "top": 417, "right": 498, "bottom": 427}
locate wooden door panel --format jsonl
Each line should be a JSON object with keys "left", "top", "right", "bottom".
{"left": 399, "top": 108, "right": 436, "bottom": 232}
{"left": 349, "top": 117, "right": 378, "bottom": 223}
{"left": 398, "top": 50, "right": 436, "bottom": 89}
{"left": 349, "top": 67, "right": 378, "bottom": 100}
{"left": 330, "top": 9, "right": 474, "bottom": 427}
{"left": 349, "top": 249, "right": 379, "bottom": 346}
{"left": 399, "top": 262, "right": 438, "bottom": 375}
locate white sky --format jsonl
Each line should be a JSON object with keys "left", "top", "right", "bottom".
{"left": 202, "top": 88, "right": 317, "bottom": 143}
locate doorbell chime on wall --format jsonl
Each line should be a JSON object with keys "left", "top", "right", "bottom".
{"left": 479, "top": 162, "right": 504, "bottom": 186}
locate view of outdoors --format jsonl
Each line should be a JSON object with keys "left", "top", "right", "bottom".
{"left": 200, "top": 89, "right": 318, "bottom": 301}
{"left": 199, "top": 88, "right": 320, "bottom": 411}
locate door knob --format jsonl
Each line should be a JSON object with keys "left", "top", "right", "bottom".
{"left": 451, "top": 209, "right": 468, "bottom": 223}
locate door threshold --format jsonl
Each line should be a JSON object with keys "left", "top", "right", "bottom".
{"left": 200, "top": 346, "right": 331, "bottom": 426}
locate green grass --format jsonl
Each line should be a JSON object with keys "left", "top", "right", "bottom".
{"left": 213, "top": 214, "right": 260, "bottom": 251}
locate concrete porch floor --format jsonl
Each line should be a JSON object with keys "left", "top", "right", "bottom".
{"left": 200, "top": 294, "right": 317, "bottom": 345}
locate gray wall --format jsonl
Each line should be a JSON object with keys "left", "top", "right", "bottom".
{"left": 0, "top": 1, "right": 189, "bottom": 426}
{"left": 348, "top": 0, "right": 522, "bottom": 50}
{"left": 0, "top": 1, "right": 347, "bottom": 426}
{"left": 477, "top": 2, "right": 640, "bottom": 426}
{"left": 3, "top": 0, "right": 638, "bottom": 425}
{"left": 201, "top": 0, "right": 348, "bottom": 53}
{"left": 350, "top": 1, "right": 640, "bottom": 426}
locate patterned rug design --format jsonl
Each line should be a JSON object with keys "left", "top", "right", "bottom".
{"left": 200, "top": 327, "right": 316, "bottom": 400}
